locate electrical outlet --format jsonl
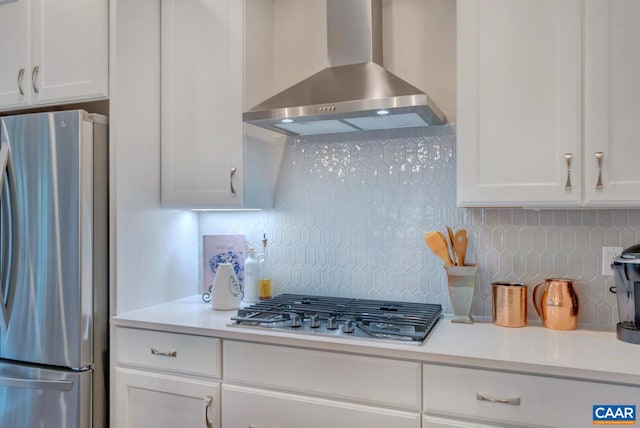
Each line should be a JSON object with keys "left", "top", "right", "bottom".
{"left": 602, "top": 246, "right": 623, "bottom": 276}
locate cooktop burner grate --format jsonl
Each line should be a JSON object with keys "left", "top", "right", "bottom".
{"left": 229, "top": 294, "right": 442, "bottom": 343}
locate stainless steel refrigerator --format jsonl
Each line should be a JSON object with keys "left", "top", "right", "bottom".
{"left": 0, "top": 110, "right": 108, "bottom": 428}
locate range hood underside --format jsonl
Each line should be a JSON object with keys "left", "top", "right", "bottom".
{"left": 246, "top": 102, "right": 443, "bottom": 136}
{"left": 243, "top": 62, "right": 446, "bottom": 136}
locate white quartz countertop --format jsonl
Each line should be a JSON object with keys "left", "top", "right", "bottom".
{"left": 111, "top": 295, "right": 640, "bottom": 386}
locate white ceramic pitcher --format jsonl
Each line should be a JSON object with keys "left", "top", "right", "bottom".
{"left": 211, "top": 263, "right": 243, "bottom": 310}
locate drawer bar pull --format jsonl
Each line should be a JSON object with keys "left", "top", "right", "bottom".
{"left": 150, "top": 347, "right": 177, "bottom": 357}
{"left": 476, "top": 392, "right": 521, "bottom": 406}
{"left": 205, "top": 395, "right": 213, "bottom": 428}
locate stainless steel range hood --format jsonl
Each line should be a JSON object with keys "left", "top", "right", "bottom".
{"left": 243, "top": 0, "right": 446, "bottom": 136}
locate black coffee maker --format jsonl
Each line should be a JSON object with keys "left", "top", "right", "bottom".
{"left": 612, "top": 244, "right": 640, "bottom": 344}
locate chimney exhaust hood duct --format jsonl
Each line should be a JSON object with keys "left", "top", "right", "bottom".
{"left": 243, "top": 0, "right": 446, "bottom": 136}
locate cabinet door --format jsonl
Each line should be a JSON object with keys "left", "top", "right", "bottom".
{"left": 457, "top": 0, "right": 582, "bottom": 207}
{"left": 584, "top": 0, "right": 640, "bottom": 206}
{"left": 222, "top": 384, "right": 421, "bottom": 428}
{"left": 30, "top": 0, "right": 108, "bottom": 105}
{"left": 161, "top": 0, "right": 244, "bottom": 208}
{"left": 115, "top": 366, "right": 220, "bottom": 428}
{"left": 0, "top": 0, "right": 30, "bottom": 109}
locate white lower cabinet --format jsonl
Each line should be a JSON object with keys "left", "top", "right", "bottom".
{"left": 111, "top": 327, "right": 640, "bottom": 427}
{"left": 112, "top": 327, "right": 222, "bottom": 427}
{"left": 222, "top": 384, "right": 421, "bottom": 428}
{"left": 115, "top": 367, "right": 220, "bottom": 428}
{"left": 223, "top": 340, "right": 422, "bottom": 411}
{"left": 222, "top": 340, "right": 422, "bottom": 427}
{"left": 423, "top": 363, "right": 640, "bottom": 428}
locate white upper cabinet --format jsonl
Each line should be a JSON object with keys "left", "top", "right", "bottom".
{"left": 583, "top": 0, "right": 640, "bottom": 206}
{"left": 161, "top": 0, "right": 284, "bottom": 209}
{"left": 30, "top": 0, "right": 108, "bottom": 105}
{"left": 161, "top": 0, "right": 244, "bottom": 208}
{"left": 457, "top": 0, "right": 640, "bottom": 208}
{"left": 457, "top": 0, "right": 583, "bottom": 208}
{"left": 0, "top": 0, "right": 29, "bottom": 109}
{"left": 0, "top": 0, "right": 108, "bottom": 111}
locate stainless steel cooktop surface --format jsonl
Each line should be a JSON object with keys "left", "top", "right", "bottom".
{"left": 229, "top": 294, "right": 442, "bottom": 344}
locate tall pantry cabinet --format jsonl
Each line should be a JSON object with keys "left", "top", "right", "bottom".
{"left": 457, "top": 0, "right": 640, "bottom": 208}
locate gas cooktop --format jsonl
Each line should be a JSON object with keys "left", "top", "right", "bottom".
{"left": 229, "top": 294, "right": 442, "bottom": 344}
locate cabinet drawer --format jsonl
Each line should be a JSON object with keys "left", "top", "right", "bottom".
{"left": 114, "top": 327, "right": 221, "bottom": 378}
{"left": 222, "top": 384, "right": 420, "bottom": 428}
{"left": 224, "top": 341, "right": 421, "bottom": 411}
{"left": 423, "top": 364, "right": 640, "bottom": 427}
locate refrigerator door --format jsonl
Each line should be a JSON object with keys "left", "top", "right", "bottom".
{"left": 0, "top": 360, "right": 91, "bottom": 428}
{"left": 0, "top": 135, "right": 18, "bottom": 330}
{"left": 0, "top": 111, "right": 94, "bottom": 369}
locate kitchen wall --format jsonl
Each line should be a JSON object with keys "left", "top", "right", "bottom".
{"left": 200, "top": 125, "right": 637, "bottom": 329}
{"left": 111, "top": 0, "right": 199, "bottom": 315}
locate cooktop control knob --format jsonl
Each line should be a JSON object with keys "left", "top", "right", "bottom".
{"left": 342, "top": 319, "right": 355, "bottom": 333}
{"left": 327, "top": 316, "right": 338, "bottom": 330}
{"left": 310, "top": 314, "right": 320, "bottom": 328}
{"left": 291, "top": 314, "right": 302, "bottom": 328}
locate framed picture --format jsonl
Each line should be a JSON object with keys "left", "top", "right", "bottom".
{"left": 202, "top": 235, "right": 245, "bottom": 294}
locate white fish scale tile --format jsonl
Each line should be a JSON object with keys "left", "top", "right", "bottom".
{"left": 199, "top": 126, "right": 640, "bottom": 328}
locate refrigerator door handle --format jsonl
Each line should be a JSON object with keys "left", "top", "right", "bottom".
{"left": 0, "top": 375, "right": 73, "bottom": 391}
{"left": 0, "top": 139, "right": 19, "bottom": 328}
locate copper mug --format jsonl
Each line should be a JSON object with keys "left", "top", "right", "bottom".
{"left": 533, "top": 278, "right": 579, "bottom": 330}
{"left": 492, "top": 282, "right": 527, "bottom": 327}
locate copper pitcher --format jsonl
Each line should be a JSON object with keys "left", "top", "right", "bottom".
{"left": 533, "top": 278, "right": 579, "bottom": 330}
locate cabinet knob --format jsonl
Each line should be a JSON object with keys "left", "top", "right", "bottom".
{"left": 595, "top": 152, "right": 604, "bottom": 190}
{"left": 17, "top": 68, "right": 25, "bottom": 96}
{"left": 31, "top": 65, "right": 40, "bottom": 94}
{"left": 564, "top": 153, "right": 573, "bottom": 191}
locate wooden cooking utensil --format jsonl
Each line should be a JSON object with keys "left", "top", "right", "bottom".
{"left": 424, "top": 231, "right": 454, "bottom": 266}
{"left": 445, "top": 226, "right": 458, "bottom": 265}
{"left": 453, "top": 229, "right": 468, "bottom": 266}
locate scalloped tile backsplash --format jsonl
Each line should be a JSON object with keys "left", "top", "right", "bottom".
{"left": 200, "top": 125, "right": 638, "bottom": 328}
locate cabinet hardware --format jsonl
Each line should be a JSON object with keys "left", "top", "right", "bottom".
{"left": 564, "top": 153, "right": 572, "bottom": 191}
{"left": 476, "top": 392, "right": 521, "bottom": 406}
{"left": 595, "top": 152, "right": 604, "bottom": 190}
{"left": 204, "top": 395, "right": 213, "bottom": 428}
{"left": 150, "top": 347, "right": 177, "bottom": 357}
{"left": 31, "top": 65, "right": 40, "bottom": 94}
{"left": 0, "top": 376, "right": 73, "bottom": 391}
{"left": 230, "top": 167, "right": 237, "bottom": 196}
{"left": 17, "top": 68, "right": 25, "bottom": 95}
